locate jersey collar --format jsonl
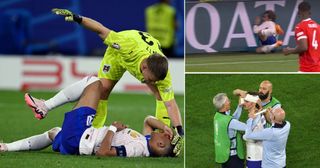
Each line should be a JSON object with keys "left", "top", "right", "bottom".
{"left": 218, "top": 110, "right": 230, "bottom": 115}
{"left": 145, "top": 135, "right": 155, "bottom": 157}
{"left": 302, "top": 18, "right": 311, "bottom": 22}
{"left": 272, "top": 121, "right": 287, "bottom": 128}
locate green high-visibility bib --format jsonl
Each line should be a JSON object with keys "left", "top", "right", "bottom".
{"left": 263, "top": 96, "right": 280, "bottom": 109}
{"left": 214, "top": 112, "right": 244, "bottom": 163}
{"left": 263, "top": 96, "right": 281, "bottom": 128}
{"left": 146, "top": 3, "right": 175, "bottom": 48}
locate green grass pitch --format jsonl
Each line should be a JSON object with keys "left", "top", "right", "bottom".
{"left": 186, "top": 53, "right": 299, "bottom": 72}
{"left": 186, "top": 74, "right": 320, "bottom": 168}
{"left": 0, "top": 90, "right": 184, "bottom": 168}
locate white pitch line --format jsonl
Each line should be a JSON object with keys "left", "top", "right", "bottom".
{"left": 186, "top": 59, "right": 297, "bottom": 66}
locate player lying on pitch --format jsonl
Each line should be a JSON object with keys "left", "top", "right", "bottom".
{"left": 0, "top": 81, "right": 182, "bottom": 157}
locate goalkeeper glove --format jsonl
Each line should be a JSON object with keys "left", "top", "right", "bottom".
{"left": 52, "top": 8, "right": 83, "bottom": 24}
{"left": 171, "top": 128, "right": 184, "bottom": 157}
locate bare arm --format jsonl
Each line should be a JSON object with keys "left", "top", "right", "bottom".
{"left": 253, "top": 20, "right": 276, "bottom": 34}
{"left": 146, "top": 84, "right": 183, "bottom": 134}
{"left": 233, "top": 89, "right": 247, "bottom": 98}
{"left": 283, "top": 38, "right": 308, "bottom": 55}
{"left": 264, "top": 109, "right": 272, "bottom": 124}
{"left": 143, "top": 116, "right": 173, "bottom": 139}
{"left": 95, "top": 131, "right": 117, "bottom": 157}
{"left": 164, "top": 99, "right": 182, "bottom": 127}
{"left": 95, "top": 122, "right": 127, "bottom": 157}
{"left": 80, "top": 17, "right": 111, "bottom": 40}
{"left": 146, "top": 84, "right": 182, "bottom": 127}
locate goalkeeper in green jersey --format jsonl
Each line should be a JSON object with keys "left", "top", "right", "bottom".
{"left": 24, "top": 9, "right": 184, "bottom": 139}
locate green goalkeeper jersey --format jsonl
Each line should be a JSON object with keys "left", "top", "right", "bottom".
{"left": 102, "top": 30, "right": 174, "bottom": 101}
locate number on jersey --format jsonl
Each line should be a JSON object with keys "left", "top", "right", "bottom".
{"left": 86, "top": 114, "right": 95, "bottom": 126}
{"left": 312, "top": 30, "right": 318, "bottom": 50}
{"left": 139, "top": 31, "right": 154, "bottom": 46}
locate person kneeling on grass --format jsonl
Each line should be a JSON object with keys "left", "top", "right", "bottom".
{"left": 0, "top": 81, "right": 182, "bottom": 157}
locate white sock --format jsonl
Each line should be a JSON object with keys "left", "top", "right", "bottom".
{"left": 48, "top": 127, "right": 61, "bottom": 140}
{"left": 261, "top": 44, "right": 277, "bottom": 53}
{"left": 45, "top": 76, "right": 99, "bottom": 110}
{"left": 261, "top": 29, "right": 275, "bottom": 37}
{"left": 6, "top": 131, "right": 52, "bottom": 151}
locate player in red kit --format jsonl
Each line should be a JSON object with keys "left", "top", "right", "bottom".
{"left": 283, "top": 2, "right": 320, "bottom": 72}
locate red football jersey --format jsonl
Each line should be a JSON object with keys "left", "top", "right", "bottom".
{"left": 294, "top": 18, "right": 320, "bottom": 72}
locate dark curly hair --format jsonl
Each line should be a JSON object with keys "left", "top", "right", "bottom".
{"left": 298, "top": 1, "right": 311, "bottom": 12}
{"left": 263, "top": 10, "right": 276, "bottom": 21}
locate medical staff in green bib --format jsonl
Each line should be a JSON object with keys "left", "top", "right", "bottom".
{"left": 213, "top": 93, "right": 246, "bottom": 168}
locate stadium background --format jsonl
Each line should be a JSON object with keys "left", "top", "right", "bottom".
{"left": 0, "top": 0, "right": 184, "bottom": 167}
{"left": 185, "top": 0, "right": 320, "bottom": 72}
{"left": 186, "top": 74, "right": 320, "bottom": 168}
{"left": 0, "top": 0, "right": 184, "bottom": 57}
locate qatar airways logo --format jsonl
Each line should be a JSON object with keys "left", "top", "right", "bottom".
{"left": 186, "top": 0, "right": 303, "bottom": 53}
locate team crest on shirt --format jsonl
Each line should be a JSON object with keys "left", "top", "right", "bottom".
{"left": 129, "top": 130, "right": 140, "bottom": 139}
{"left": 103, "top": 64, "right": 111, "bottom": 73}
{"left": 112, "top": 43, "right": 120, "bottom": 50}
